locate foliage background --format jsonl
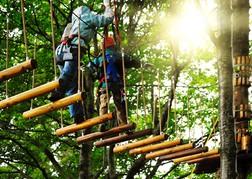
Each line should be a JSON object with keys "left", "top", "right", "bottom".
{"left": 0, "top": 0, "right": 235, "bottom": 178}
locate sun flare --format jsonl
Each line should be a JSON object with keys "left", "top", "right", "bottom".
{"left": 169, "top": 1, "right": 215, "bottom": 50}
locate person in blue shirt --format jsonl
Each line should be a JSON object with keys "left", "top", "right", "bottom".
{"left": 88, "top": 36, "right": 141, "bottom": 132}
{"left": 49, "top": 1, "right": 114, "bottom": 124}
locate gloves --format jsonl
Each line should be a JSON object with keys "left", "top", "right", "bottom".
{"left": 103, "top": 0, "right": 110, "bottom": 6}
{"left": 104, "top": 6, "right": 114, "bottom": 18}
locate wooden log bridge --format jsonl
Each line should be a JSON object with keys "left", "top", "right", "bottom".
{"left": 55, "top": 112, "right": 113, "bottom": 136}
{"left": 0, "top": 59, "right": 37, "bottom": 82}
{"left": 159, "top": 146, "right": 209, "bottom": 161}
{"left": 187, "top": 153, "right": 220, "bottom": 164}
{"left": 77, "top": 123, "right": 136, "bottom": 143}
{"left": 0, "top": 79, "right": 63, "bottom": 109}
{"left": 23, "top": 92, "right": 85, "bottom": 120}
{"left": 145, "top": 142, "right": 194, "bottom": 160}
{"left": 94, "top": 128, "right": 153, "bottom": 148}
{"left": 172, "top": 148, "right": 219, "bottom": 163}
{"left": 113, "top": 134, "right": 168, "bottom": 153}
{"left": 129, "top": 138, "right": 182, "bottom": 156}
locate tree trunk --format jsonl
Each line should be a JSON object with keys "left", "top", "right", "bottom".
{"left": 232, "top": 0, "right": 252, "bottom": 178}
{"left": 79, "top": 68, "right": 94, "bottom": 179}
{"left": 217, "top": 0, "right": 237, "bottom": 178}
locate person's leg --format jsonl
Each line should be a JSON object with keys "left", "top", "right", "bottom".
{"left": 48, "top": 60, "right": 77, "bottom": 101}
{"left": 111, "top": 83, "right": 127, "bottom": 126}
{"left": 65, "top": 48, "right": 84, "bottom": 123}
{"left": 98, "top": 88, "right": 110, "bottom": 131}
{"left": 67, "top": 75, "right": 84, "bottom": 123}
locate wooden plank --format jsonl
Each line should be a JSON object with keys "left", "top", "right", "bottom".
{"left": 77, "top": 123, "right": 136, "bottom": 143}
{"left": 23, "top": 92, "right": 85, "bottom": 120}
{"left": 0, "top": 79, "right": 63, "bottom": 109}
{"left": 173, "top": 148, "right": 219, "bottom": 163}
{"left": 129, "top": 138, "right": 182, "bottom": 155}
{"left": 55, "top": 112, "right": 113, "bottom": 136}
{"left": 113, "top": 134, "right": 168, "bottom": 153}
{"left": 0, "top": 59, "right": 37, "bottom": 82}
{"left": 187, "top": 153, "right": 220, "bottom": 164}
{"left": 159, "top": 146, "right": 208, "bottom": 161}
{"left": 145, "top": 142, "right": 194, "bottom": 160}
{"left": 94, "top": 128, "right": 153, "bottom": 148}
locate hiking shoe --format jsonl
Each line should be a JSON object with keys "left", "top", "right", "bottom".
{"left": 48, "top": 90, "right": 64, "bottom": 102}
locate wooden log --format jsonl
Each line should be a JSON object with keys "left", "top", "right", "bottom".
{"left": 56, "top": 112, "right": 113, "bottom": 136}
{"left": 23, "top": 92, "right": 85, "bottom": 120}
{"left": 129, "top": 138, "right": 182, "bottom": 155}
{"left": 0, "top": 59, "right": 37, "bottom": 82}
{"left": 77, "top": 123, "right": 136, "bottom": 143}
{"left": 187, "top": 153, "right": 220, "bottom": 164}
{"left": 173, "top": 148, "right": 219, "bottom": 163}
{"left": 0, "top": 79, "right": 64, "bottom": 109}
{"left": 145, "top": 142, "right": 194, "bottom": 160}
{"left": 159, "top": 146, "right": 208, "bottom": 161}
{"left": 94, "top": 128, "right": 153, "bottom": 148}
{"left": 113, "top": 134, "right": 168, "bottom": 153}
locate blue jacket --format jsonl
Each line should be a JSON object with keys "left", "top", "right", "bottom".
{"left": 70, "top": 6, "right": 114, "bottom": 47}
{"left": 88, "top": 48, "right": 141, "bottom": 88}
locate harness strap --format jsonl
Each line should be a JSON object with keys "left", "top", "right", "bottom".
{"left": 59, "top": 34, "right": 87, "bottom": 45}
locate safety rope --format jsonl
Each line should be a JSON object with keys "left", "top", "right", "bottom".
{"left": 179, "top": 106, "right": 184, "bottom": 138}
{"left": 187, "top": 90, "right": 191, "bottom": 142}
{"left": 212, "top": 97, "right": 217, "bottom": 147}
{"left": 113, "top": 0, "right": 121, "bottom": 49}
{"left": 30, "top": 35, "right": 37, "bottom": 109}
{"left": 158, "top": 69, "right": 162, "bottom": 134}
{"left": 136, "top": 88, "right": 139, "bottom": 120}
{"left": 152, "top": 93, "right": 156, "bottom": 129}
{"left": 200, "top": 96, "right": 203, "bottom": 147}
{"left": 141, "top": 62, "right": 147, "bottom": 126}
{"left": 173, "top": 77, "right": 177, "bottom": 137}
{"left": 188, "top": 117, "right": 219, "bottom": 178}
{"left": 77, "top": 15, "right": 81, "bottom": 92}
{"left": 50, "top": 0, "right": 57, "bottom": 79}
{"left": 21, "top": 0, "right": 29, "bottom": 60}
{"left": 122, "top": 49, "right": 129, "bottom": 121}
{"left": 6, "top": 13, "right": 9, "bottom": 99}
{"left": 101, "top": 37, "right": 110, "bottom": 113}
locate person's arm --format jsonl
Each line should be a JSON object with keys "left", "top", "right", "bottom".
{"left": 113, "top": 51, "right": 141, "bottom": 68}
{"left": 91, "top": 1, "right": 114, "bottom": 27}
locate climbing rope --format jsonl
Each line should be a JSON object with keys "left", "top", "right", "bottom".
{"left": 113, "top": 0, "right": 121, "bottom": 49}
{"left": 21, "top": 0, "right": 29, "bottom": 60}
{"left": 101, "top": 36, "right": 110, "bottom": 113}
{"left": 158, "top": 69, "right": 162, "bottom": 134}
{"left": 122, "top": 49, "right": 129, "bottom": 120}
{"left": 188, "top": 117, "right": 219, "bottom": 179}
{"left": 152, "top": 92, "right": 156, "bottom": 129}
{"left": 50, "top": 0, "right": 57, "bottom": 79}
{"left": 141, "top": 62, "right": 147, "bottom": 125}
{"left": 77, "top": 15, "right": 81, "bottom": 92}
{"left": 5, "top": 13, "right": 9, "bottom": 98}
{"left": 187, "top": 89, "right": 191, "bottom": 142}
{"left": 136, "top": 87, "right": 140, "bottom": 120}
{"left": 30, "top": 35, "right": 37, "bottom": 109}
{"left": 200, "top": 96, "right": 204, "bottom": 147}
{"left": 173, "top": 78, "right": 177, "bottom": 137}
{"left": 179, "top": 105, "right": 184, "bottom": 138}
